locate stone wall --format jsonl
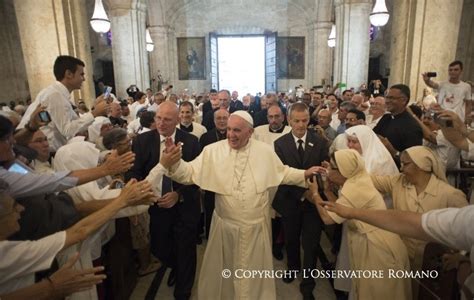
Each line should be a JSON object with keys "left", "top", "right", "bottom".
{"left": 456, "top": 0, "right": 474, "bottom": 82}
{"left": 148, "top": 0, "right": 327, "bottom": 94}
{"left": 0, "top": 0, "right": 29, "bottom": 104}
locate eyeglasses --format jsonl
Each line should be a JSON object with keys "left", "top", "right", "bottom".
{"left": 385, "top": 96, "right": 406, "bottom": 101}
{"left": 30, "top": 137, "right": 48, "bottom": 144}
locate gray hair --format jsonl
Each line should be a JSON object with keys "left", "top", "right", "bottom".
{"left": 339, "top": 101, "right": 357, "bottom": 111}
{"left": 102, "top": 128, "right": 128, "bottom": 150}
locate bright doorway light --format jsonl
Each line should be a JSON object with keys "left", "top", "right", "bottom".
{"left": 218, "top": 36, "right": 265, "bottom": 96}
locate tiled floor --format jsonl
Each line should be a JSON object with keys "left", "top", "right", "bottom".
{"left": 130, "top": 234, "right": 337, "bottom": 300}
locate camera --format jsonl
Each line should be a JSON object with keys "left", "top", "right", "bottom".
{"left": 432, "top": 112, "right": 453, "bottom": 127}
{"left": 39, "top": 111, "right": 51, "bottom": 122}
{"left": 426, "top": 72, "right": 437, "bottom": 78}
{"left": 113, "top": 181, "right": 124, "bottom": 189}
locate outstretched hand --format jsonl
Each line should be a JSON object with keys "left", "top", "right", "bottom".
{"left": 304, "top": 166, "right": 326, "bottom": 179}
{"left": 120, "top": 179, "right": 155, "bottom": 206}
{"left": 161, "top": 140, "right": 182, "bottom": 169}
{"left": 102, "top": 150, "right": 135, "bottom": 175}
{"left": 321, "top": 201, "right": 354, "bottom": 219}
{"left": 48, "top": 252, "right": 106, "bottom": 298}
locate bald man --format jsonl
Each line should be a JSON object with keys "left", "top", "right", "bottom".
{"left": 126, "top": 101, "right": 201, "bottom": 299}
{"left": 158, "top": 111, "right": 321, "bottom": 299}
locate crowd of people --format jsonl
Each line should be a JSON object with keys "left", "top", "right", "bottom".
{"left": 0, "top": 55, "right": 473, "bottom": 300}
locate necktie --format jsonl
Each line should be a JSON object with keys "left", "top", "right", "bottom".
{"left": 160, "top": 138, "right": 173, "bottom": 195}
{"left": 297, "top": 139, "right": 304, "bottom": 163}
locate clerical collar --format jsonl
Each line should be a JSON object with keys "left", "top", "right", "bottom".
{"left": 180, "top": 123, "right": 193, "bottom": 132}
{"left": 216, "top": 130, "right": 226, "bottom": 140}
{"left": 390, "top": 110, "right": 408, "bottom": 119}
{"left": 269, "top": 125, "right": 285, "bottom": 133}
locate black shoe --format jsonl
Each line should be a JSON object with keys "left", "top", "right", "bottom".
{"left": 272, "top": 248, "right": 283, "bottom": 260}
{"left": 167, "top": 269, "right": 176, "bottom": 287}
{"left": 282, "top": 270, "right": 297, "bottom": 284}
{"left": 302, "top": 292, "right": 315, "bottom": 300}
{"left": 282, "top": 276, "right": 295, "bottom": 284}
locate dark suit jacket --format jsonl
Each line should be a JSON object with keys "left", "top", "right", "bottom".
{"left": 202, "top": 109, "right": 217, "bottom": 131}
{"left": 229, "top": 100, "right": 244, "bottom": 113}
{"left": 272, "top": 130, "right": 329, "bottom": 216}
{"left": 199, "top": 128, "right": 226, "bottom": 149}
{"left": 126, "top": 129, "right": 201, "bottom": 221}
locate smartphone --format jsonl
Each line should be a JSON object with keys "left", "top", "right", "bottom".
{"left": 315, "top": 173, "right": 325, "bottom": 193}
{"left": 104, "top": 86, "right": 113, "bottom": 99}
{"left": 433, "top": 113, "right": 453, "bottom": 127}
{"left": 8, "top": 161, "right": 30, "bottom": 174}
{"left": 426, "top": 72, "right": 437, "bottom": 78}
{"left": 114, "top": 181, "right": 124, "bottom": 189}
{"left": 39, "top": 111, "right": 51, "bottom": 122}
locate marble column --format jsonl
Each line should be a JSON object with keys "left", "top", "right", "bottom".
{"left": 14, "top": 0, "right": 95, "bottom": 106}
{"left": 312, "top": 21, "right": 333, "bottom": 86}
{"left": 148, "top": 25, "right": 173, "bottom": 92}
{"left": 109, "top": 0, "right": 149, "bottom": 99}
{"left": 333, "top": 0, "right": 372, "bottom": 90}
{"left": 389, "top": 0, "right": 464, "bottom": 101}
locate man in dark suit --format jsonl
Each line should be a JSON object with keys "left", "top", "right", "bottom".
{"left": 273, "top": 102, "right": 329, "bottom": 300}
{"left": 202, "top": 90, "right": 230, "bottom": 131}
{"left": 126, "top": 101, "right": 200, "bottom": 300}
{"left": 201, "top": 89, "right": 218, "bottom": 117}
{"left": 198, "top": 108, "right": 229, "bottom": 238}
{"left": 229, "top": 90, "right": 244, "bottom": 113}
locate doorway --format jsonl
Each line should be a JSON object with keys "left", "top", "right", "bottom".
{"left": 209, "top": 33, "right": 277, "bottom": 94}
{"left": 217, "top": 36, "right": 265, "bottom": 96}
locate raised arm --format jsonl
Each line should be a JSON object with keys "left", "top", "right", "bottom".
{"left": 63, "top": 179, "right": 153, "bottom": 249}
{"left": 323, "top": 202, "right": 433, "bottom": 241}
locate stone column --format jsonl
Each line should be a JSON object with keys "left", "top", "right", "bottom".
{"left": 109, "top": 0, "right": 149, "bottom": 99}
{"left": 14, "top": 0, "right": 95, "bottom": 106}
{"left": 312, "top": 21, "right": 333, "bottom": 86}
{"left": 148, "top": 25, "right": 173, "bottom": 92}
{"left": 389, "top": 0, "right": 464, "bottom": 101}
{"left": 333, "top": 0, "right": 372, "bottom": 90}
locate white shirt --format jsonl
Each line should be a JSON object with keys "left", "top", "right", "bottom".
{"left": 144, "top": 131, "right": 177, "bottom": 197}
{"left": 292, "top": 132, "right": 307, "bottom": 150}
{"left": 0, "top": 231, "right": 66, "bottom": 294}
{"left": 423, "top": 130, "right": 460, "bottom": 169}
{"left": 127, "top": 118, "right": 142, "bottom": 135}
{"left": 437, "top": 81, "right": 471, "bottom": 121}
{"left": 0, "top": 166, "right": 77, "bottom": 198}
{"left": 18, "top": 82, "right": 95, "bottom": 151}
{"left": 422, "top": 206, "right": 474, "bottom": 296}
{"left": 366, "top": 113, "right": 386, "bottom": 129}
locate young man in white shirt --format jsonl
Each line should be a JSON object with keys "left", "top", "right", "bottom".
{"left": 18, "top": 56, "right": 109, "bottom": 151}
{"left": 423, "top": 60, "right": 472, "bottom": 124}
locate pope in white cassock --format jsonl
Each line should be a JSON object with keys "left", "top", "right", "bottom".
{"left": 157, "top": 110, "right": 321, "bottom": 299}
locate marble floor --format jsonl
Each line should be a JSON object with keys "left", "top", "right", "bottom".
{"left": 130, "top": 234, "right": 337, "bottom": 300}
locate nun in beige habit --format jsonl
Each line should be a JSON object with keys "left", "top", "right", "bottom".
{"left": 309, "top": 149, "right": 411, "bottom": 300}
{"left": 370, "top": 146, "right": 467, "bottom": 297}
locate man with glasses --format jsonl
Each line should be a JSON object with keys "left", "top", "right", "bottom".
{"left": 367, "top": 96, "right": 387, "bottom": 129}
{"left": 373, "top": 84, "right": 423, "bottom": 165}
{"left": 127, "top": 101, "right": 201, "bottom": 300}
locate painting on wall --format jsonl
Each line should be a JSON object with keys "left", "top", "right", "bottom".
{"left": 177, "top": 37, "right": 206, "bottom": 80}
{"left": 276, "top": 37, "right": 305, "bottom": 79}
